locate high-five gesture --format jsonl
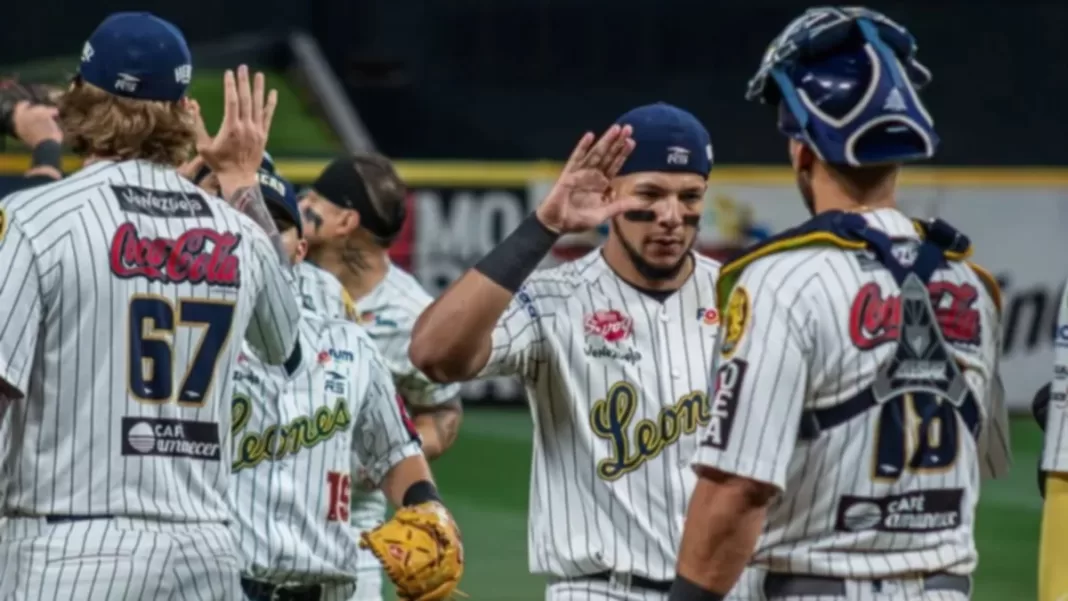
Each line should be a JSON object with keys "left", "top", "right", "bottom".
{"left": 535, "top": 125, "right": 642, "bottom": 234}
{"left": 198, "top": 65, "right": 277, "bottom": 178}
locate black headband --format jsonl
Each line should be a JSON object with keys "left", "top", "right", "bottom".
{"left": 312, "top": 157, "right": 406, "bottom": 239}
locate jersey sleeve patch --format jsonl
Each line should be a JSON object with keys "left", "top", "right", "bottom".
{"left": 720, "top": 285, "right": 751, "bottom": 358}
{"left": 701, "top": 358, "right": 747, "bottom": 450}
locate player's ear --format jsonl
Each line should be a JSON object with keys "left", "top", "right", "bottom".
{"left": 339, "top": 209, "right": 361, "bottom": 236}
{"left": 295, "top": 238, "right": 308, "bottom": 264}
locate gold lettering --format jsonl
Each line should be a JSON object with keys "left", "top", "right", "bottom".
{"left": 590, "top": 383, "right": 711, "bottom": 481}
{"left": 232, "top": 395, "right": 353, "bottom": 472}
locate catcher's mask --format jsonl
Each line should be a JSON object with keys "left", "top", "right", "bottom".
{"left": 746, "top": 7, "right": 937, "bottom": 166}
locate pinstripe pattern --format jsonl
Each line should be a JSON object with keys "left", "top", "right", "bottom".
{"left": 0, "top": 159, "right": 301, "bottom": 523}
{"left": 726, "top": 567, "right": 969, "bottom": 601}
{"left": 231, "top": 267, "right": 422, "bottom": 586}
{"left": 0, "top": 159, "right": 300, "bottom": 598}
{"left": 694, "top": 209, "right": 1009, "bottom": 586}
{"left": 1043, "top": 280, "right": 1068, "bottom": 471}
{"left": 0, "top": 517, "right": 240, "bottom": 600}
{"left": 345, "top": 262, "right": 464, "bottom": 588}
{"left": 479, "top": 249, "right": 721, "bottom": 583}
{"left": 546, "top": 579, "right": 668, "bottom": 600}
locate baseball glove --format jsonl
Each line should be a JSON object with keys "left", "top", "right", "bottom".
{"left": 360, "top": 502, "right": 464, "bottom": 601}
{"left": 0, "top": 78, "right": 62, "bottom": 138}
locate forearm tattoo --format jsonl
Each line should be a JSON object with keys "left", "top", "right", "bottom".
{"left": 228, "top": 185, "right": 291, "bottom": 268}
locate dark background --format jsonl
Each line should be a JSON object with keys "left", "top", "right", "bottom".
{"left": 3, "top": 0, "right": 1065, "bottom": 163}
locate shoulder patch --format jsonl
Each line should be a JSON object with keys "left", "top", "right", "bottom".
{"left": 0, "top": 207, "right": 7, "bottom": 243}
{"left": 717, "top": 211, "right": 869, "bottom": 312}
{"left": 720, "top": 285, "right": 751, "bottom": 358}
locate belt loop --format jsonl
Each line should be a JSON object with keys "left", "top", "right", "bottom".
{"left": 609, "top": 572, "right": 633, "bottom": 591}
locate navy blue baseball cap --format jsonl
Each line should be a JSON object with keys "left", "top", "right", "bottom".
{"left": 258, "top": 169, "right": 302, "bottom": 238}
{"left": 613, "top": 102, "right": 713, "bottom": 178}
{"left": 79, "top": 12, "right": 192, "bottom": 102}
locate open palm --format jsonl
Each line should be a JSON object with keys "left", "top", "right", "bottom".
{"left": 535, "top": 124, "right": 643, "bottom": 234}
{"left": 198, "top": 65, "right": 277, "bottom": 177}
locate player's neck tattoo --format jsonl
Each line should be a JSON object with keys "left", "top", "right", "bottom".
{"left": 330, "top": 240, "right": 389, "bottom": 302}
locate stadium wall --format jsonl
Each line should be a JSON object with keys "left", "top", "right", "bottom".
{"left": 0, "top": 155, "right": 1058, "bottom": 411}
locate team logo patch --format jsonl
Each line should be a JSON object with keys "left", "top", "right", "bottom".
{"left": 0, "top": 207, "right": 7, "bottom": 243}
{"left": 584, "top": 309, "right": 633, "bottom": 343}
{"left": 835, "top": 489, "right": 963, "bottom": 533}
{"left": 700, "top": 358, "right": 747, "bottom": 450}
{"left": 584, "top": 310, "right": 641, "bottom": 364}
{"left": 325, "top": 370, "right": 348, "bottom": 395}
{"left": 110, "top": 222, "right": 241, "bottom": 287}
{"left": 113, "top": 185, "right": 214, "bottom": 218}
{"left": 122, "top": 417, "right": 221, "bottom": 460}
{"left": 719, "top": 286, "right": 751, "bottom": 358}
{"left": 696, "top": 307, "right": 720, "bottom": 325}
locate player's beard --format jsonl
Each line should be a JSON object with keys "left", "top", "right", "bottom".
{"left": 796, "top": 168, "right": 817, "bottom": 216}
{"left": 613, "top": 218, "right": 695, "bottom": 281}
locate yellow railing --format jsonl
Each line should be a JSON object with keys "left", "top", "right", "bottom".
{"left": 3, "top": 154, "right": 1068, "bottom": 187}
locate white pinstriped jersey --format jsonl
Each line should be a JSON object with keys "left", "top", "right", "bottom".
{"left": 231, "top": 266, "right": 423, "bottom": 583}
{"left": 481, "top": 249, "right": 722, "bottom": 580}
{"left": 0, "top": 160, "right": 301, "bottom": 522}
{"left": 1042, "top": 281, "right": 1068, "bottom": 471}
{"left": 693, "top": 208, "right": 1010, "bottom": 580}
{"left": 347, "top": 262, "right": 463, "bottom": 574}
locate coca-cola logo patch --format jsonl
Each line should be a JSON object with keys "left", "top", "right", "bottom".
{"left": 109, "top": 222, "right": 241, "bottom": 287}
{"left": 584, "top": 309, "right": 634, "bottom": 343}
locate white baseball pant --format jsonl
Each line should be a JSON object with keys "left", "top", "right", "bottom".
{"left": 345, "top": 569, "right": 383, "bottom": 601}
{"left": 726, "top": 570, "right": 970, "bottom": 601}
{"left": 546, "top": 576, "right": 668, "bottom": 601}
{"left": 0, "top": 516, "right": 240, "bottom": 600}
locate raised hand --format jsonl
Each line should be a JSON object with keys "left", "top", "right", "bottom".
{"left": 197, "top": 65, "right": 277, "bottom": 178}
{"left": 535, "top": 125, "right": 642, "bottom": 234}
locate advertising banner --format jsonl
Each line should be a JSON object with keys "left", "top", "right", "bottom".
{"left": 385, "top": 172, "right": 1068, "bottom": 411}
{"left": 1, "top": 157, "right": 1062, "bottom": 410}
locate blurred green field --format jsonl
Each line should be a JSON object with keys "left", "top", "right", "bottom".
{"left": 1, "top": 65, "right": 339, "bottom": 155}
{"left": 402, "top": 409, "right": 1042, "bottom": 601}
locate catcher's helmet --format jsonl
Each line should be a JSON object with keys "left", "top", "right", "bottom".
{"left": 746, "top": 7, "right": 936, "bottom": 166}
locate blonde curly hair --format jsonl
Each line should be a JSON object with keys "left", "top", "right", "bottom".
{"left": 58, "top": 79, "right": 197, "bottom": 167}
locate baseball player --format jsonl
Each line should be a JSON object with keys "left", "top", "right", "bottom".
{"left": 1038, "top": 280, "right": 1068, "bottom": 600}
{"left": 298, "top": 153, "right": 464, "bottom": 600}
{"left": 668, "top": 8, "right": 1011, "bottom": 601}
{"left": 0, "top": 14, "right": 302, "bottom": 600}
{"left": 229, "top": 168, "right": 462, "bottom": 601}
{"left": 410, "top": 103, "right": 721, "bottom": 600}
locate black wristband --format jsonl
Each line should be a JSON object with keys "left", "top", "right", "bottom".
{"left": 29, "top": 140, "right": 62, "bottom": 172}
{"left": 403, "top": 480, "right": 442, "bottom": 506}
{"left": 473, "top": 213, "right": 560, "bottom": 293}
{"left": 668, "top": 576, "right": 725, "bottom": 601}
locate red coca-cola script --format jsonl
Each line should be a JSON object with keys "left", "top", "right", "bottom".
{"left": 584, "top": 309, "right": 634, "bottom": 343}
{"left": 110, "top": 222, "right": 241, "bottom": 287}
{"left": 849, "top": 281, "right": 981, "bottom": 349}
